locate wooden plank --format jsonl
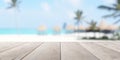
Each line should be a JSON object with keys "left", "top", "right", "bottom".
{"left": 0, "top": 42, "right": 42, "bottom": 60}
{"left": 61, "top": 42, "right": 99, "bottom": 60}
{"left": 109, "top": 42, "right": 120, "bottom": 46}
{"left": 95, "top": 42, "right": 120, "bottom": 53}
{"left": 22, "top": 42, "right": 60, "bottom": 60}
{"left": 0, "top": 42, "right": 26, "bottom": 52}
{"left": 80, "top": 42, "right": 120, "bottom": 60}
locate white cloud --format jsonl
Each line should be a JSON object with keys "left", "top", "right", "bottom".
{"left": 41, "top": 2, "right": 51, "bottom": 12}
{"left": 4, "top": 0, "right": 11, "bottom": 3}
{"left": 100, "top": 0, "right": 116, "bottom": 4}
{"left": 68, "top": 0, "right": 83, "bottom": 7}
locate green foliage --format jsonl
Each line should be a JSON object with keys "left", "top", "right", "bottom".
{"left": 98, "top": 0, "right": 120, "bottom": 24}
{"left": 74, "top": 10, "right": 84, "bottom": 25}
{"left": 86, "top": 20, "right": 99, "bottom": 32}
{"left": 7, "top": 0, "right": 21, "bottom": 9}
{"left": 82, "top": 36, "right": 109, "bottom": 40}
{"left": 113, "top": 33, "right": 120, "bottom": 40}
{"left": 74, "top": 10, "right": 83, "bottom": 21}
{"left": 89, "top": 20, "right": 97, "bottom": 30}
{"left": 100, "top": 36, "right": 109, "bottom": 39}
{"left": 112, "top": 26, "right": 120, "bottom": 40}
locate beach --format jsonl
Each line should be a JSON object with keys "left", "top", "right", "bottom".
{"left": 0, "top": 33, "right": 119, "bottom": 42}
{"left": 0, "top": 34, "right": 77, "bottom": 42}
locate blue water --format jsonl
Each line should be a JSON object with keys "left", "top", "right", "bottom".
{"left": 0, "top": 29, "right": 48, "bottom": 34}
{"left": 0, "top": 29, "right": 72, "bottom": 34}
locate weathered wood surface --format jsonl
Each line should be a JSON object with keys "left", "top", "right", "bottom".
{"left": 22, "top": 42, "right": 60, "bottom": 60}
{"left": 0, "top": 42, "right": 119, "bottom": 60}
{"left": 80, "top": 42, "right": 120, "bottom": 60}
{"left": 61, "top": 42, "right": 99, "bottom": 60}
{"left": 0, "top": 42, "right": 42, "bottom": 60}
{"left": 0, "top": 42, "right": 26, "bottom": 53}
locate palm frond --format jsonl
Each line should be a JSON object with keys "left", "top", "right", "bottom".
{"left": 113, "top": 14, "right": 120, "bottom": 18}
{"left": 118, "top": 0, "right": 120, "bottom": 4}
{"left": 74, "top": 17, "right": 78, "bottom": 20}
{"left": 12, "top": 0, "right": 17, "bottom": 3}
{"left": 103, "top": 12, "right": 118, "bottom": 18}
{"left": 114, "top": 19, "right": 120, "bottom": 24}
{"left": 6, "top": 0, "right": 21, "bottom": 11}
{"left": 98, "top": 5, "right": 116, "bottom": 10}
{"left": 74, "top": 10, "right": 83, "bottom": 20}
{"left": 88, "top": 20, "right": 97, "bottom": 30}
{"left": 112, "top": 4, "right": 117, "bottom": 7}
{"left": 74, "top": 10, "right": 84, "bottom": 26}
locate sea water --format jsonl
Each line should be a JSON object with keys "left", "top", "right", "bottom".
{"left": 0, "top": 29, "right": 68, "bottom": 35}
{"left": 0, "top": 29, "right": 50, "bottom": 34}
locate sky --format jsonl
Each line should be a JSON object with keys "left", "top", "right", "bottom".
{"left": 0, "top": 0, "right": 119, "bottom": 29}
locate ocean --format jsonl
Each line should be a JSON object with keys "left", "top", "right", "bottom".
{"left": 0, "top": 29, "right": 69, "bottom": 34}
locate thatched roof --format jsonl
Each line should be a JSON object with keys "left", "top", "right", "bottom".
{"left": 38, "top": 25, "right": 47, "bottom": 32}
{"left": 78, "top": 25, "right": 86, "bottom": 30}
{"left": 106, "top": 25, "right": 118, "bottom": 31}
{"left": 66, "top": 25, "right": 74, "bottom": 31}
{"left": 53, "top": 26, "right": 61, "bottom": 32}
{"left": 98, "top": 20, "right": 108, "bottom": 30}
{"left": 98, "top": 20, "right": 118, "bottom": 31}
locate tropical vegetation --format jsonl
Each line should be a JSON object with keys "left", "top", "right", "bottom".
{"left": 98, "top": 0, "right": 120, "bottom": 24}
{"left": 7, "top": 0, "right": 21, "bottom": 10}
{"left": 74, "top": 10, "right": 84, "bottom": 32}
{"left": 86, "top": 20, "right": 98, "bottom": 32}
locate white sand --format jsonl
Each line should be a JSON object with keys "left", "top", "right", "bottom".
{"left": 0, "top": 34, "right": 76, "bottom": 42}
{"left": 0, "top": 33, "right": 119, "bottom": 42}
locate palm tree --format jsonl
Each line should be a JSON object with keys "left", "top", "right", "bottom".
{"left": 87, "top": 20, "right": 97, "bottom": 31}
{"left": 87, "top": 20, "right": 98, "bottom": 38}
{"left": 6, "top": 0, "right": 21, "bottom": 34}
{"left": 7, "top": 0, "right": 21, "bottom": 10}
{"left": 74, "top": 10, "right": 84, "bottom": 32}
{"left": 98, "top": 0, "right": 120, "bottom": 24}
